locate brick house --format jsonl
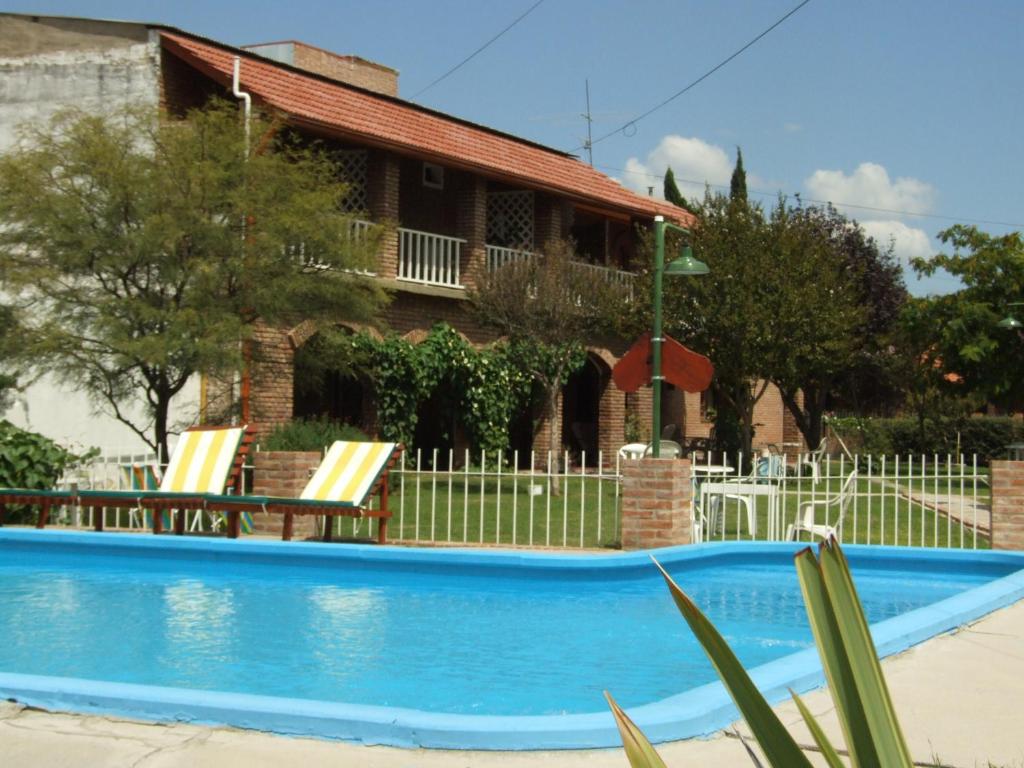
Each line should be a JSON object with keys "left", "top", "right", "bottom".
{"left": 0, "top": 14, "right": 801, "bottom": 458}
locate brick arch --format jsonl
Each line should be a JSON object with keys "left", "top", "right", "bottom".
{"left": 286, "top": 319, "right": 382, "bottom": 349}
{"left": 585, "top": 346, "right": 617, "bottom": 372}
{"left": 401, "top": 327, "right": 473, "bottom": 346}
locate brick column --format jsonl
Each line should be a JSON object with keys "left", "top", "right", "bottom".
{"left": 251, "top": 322, "right": 293, "bottom": 429}
{"left": 990, "top": 461, "right": 1024, "bottom": 550}
{"left": 535, "top": 194, "right": 571, "bottom": 247}
{"left": 621, "top": 458, "right": 692, "bottom": 549}
{"left": 367, "top": 149, "right": 400, "bottom": 278}
{"left": 456, "top": 175, "right": 487, "bottom": 289}
{"left": 252, "top": 450, "right": 321, "bottom": 539}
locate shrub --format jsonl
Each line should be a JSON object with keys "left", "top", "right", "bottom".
{"left": 828, "top": 415, "right": 1024, "bottom": 462}
{"left": 261, "top": 417, "right": 367, "bottom": 452}
{"left": 0, "top": 421, "right": 96, "bottom": 524}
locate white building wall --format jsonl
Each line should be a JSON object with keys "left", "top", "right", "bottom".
{"left": 0, "top": 23, "right": 200, "bottom": 453}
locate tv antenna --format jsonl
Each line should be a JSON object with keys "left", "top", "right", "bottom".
{"left": 581, "top": 79, "right": 593, "bottom": 165}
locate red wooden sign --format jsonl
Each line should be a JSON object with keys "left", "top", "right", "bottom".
{"left": 612, "top": 333, "right": 714, "bottom": 393}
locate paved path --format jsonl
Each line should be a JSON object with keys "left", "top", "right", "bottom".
{"left": 2, "top": 600, "right": 1023, "bottom": 767}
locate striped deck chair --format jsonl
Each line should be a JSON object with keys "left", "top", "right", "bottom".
{"left": 210, "top": 441, "right": 402, "bottom": 544}
{"left": 78, "top": 425, "right": 250, "bottom": 535}
{"left": 119, "top": 462, "right": 168, "bottom": 530}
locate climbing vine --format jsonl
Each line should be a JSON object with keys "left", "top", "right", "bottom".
{"left": 331, "top": 324, "right": 533, "bottom": 454}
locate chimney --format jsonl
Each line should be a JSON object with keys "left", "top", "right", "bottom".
{"left": 242, "top": 41, "right": 399, "bottom": 97}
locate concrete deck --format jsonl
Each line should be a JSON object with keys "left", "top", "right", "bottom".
{"left": 2, "top": 599, "right": 1022, "bottom": 767}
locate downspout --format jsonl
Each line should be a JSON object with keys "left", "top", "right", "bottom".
{"left": 232, "top": 56, "right": 254, "bottom": 425}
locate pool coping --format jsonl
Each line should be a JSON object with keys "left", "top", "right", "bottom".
{"left": 0, "top": 529, "right": 1022, "bottom": 750}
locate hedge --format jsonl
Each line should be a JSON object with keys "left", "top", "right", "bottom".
{"left": 827, "top": 416, "right": 1024, "bottom": 463}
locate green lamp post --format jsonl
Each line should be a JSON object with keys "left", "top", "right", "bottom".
{"left": 651, "top": 214, "right": 709, "bottom": 458}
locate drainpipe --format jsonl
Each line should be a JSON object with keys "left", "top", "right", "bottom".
{"left": 232, "top": 56, "right": 253, "bottom": 424}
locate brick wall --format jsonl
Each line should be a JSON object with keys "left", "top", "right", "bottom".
{"left": 291, "top": 44, "right": 398, "bottom": 96}
{"left": 990, "top": 461, "right": 1024, "bottom": 550}
{"left": 250, "top": 322, "right": 294, "bottom": 430}
{"left": 251, "top": 450, "right": 321, "bottom": 538}
{"left": 621, "top": 458, "right": 692, "bottom": 549}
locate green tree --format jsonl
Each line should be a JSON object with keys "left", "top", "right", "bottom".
{"left": 663, "top": 166, "right": 694, "bottom": 213}
{"left": 650, "top": 191, "right": 776, "bottom": 456}
{"left": 729, "top": 147, "right": 747, "bottom": 203}
{"left": 0, "top": 101, "right": 387, "bottom": 458}
{"left": 912, "top": 225, "right": 1024, "bottom": 409}
{"left": 761, "top": 203, "right": 873, "bottom": 449}
{"left": 468, "top": 239, "right": 628, "bottom": 485}
{"left": 0, "top": 305, "right": 21, "bottom": 412}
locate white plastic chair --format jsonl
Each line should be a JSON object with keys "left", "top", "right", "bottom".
{"left": 801, "top": 438, "right": 828, "bottom": 484}
{"left": 643, "top": 440, "right": 682, "bottom": 458}
{"left": 786, "top": 470, "right": 858, "bottom": 541}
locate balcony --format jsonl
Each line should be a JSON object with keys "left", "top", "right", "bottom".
{"left": 484, "top": 245, "right": 635, "bottom": 297}
{"left": 398, "top": 227, "right": 465, "bottom": 289}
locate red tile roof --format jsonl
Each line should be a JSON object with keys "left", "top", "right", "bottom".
{"left": 160, "top": 32, "right": 695, "bottom": 227}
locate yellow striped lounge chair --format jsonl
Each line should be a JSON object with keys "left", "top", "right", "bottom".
{"left": 212, "top": 440, "right": 402, "bottom": 544}
{"left": 78, "top": 425, "right": 251, "bottom": 535}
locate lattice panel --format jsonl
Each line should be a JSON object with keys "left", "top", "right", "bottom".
{"left": 487, "top": 190, "right": 534, "bottom": 249}
{"left": 336, "top": 150, "right": 368, "bottom": 213}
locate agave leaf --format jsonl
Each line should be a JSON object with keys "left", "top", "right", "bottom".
{"left": 789, "top": 688, "right": 846, "bottom": 768}
{"left": 794, "top": 547, "right": 877, "bottom": 766}
{"left": 604, "top": 690, "right": 669, "bottom": 768}
{"left": 651, "top": 558, "right": 814, "bottom": 767}
{"left": 818, "top": 539, "right": 914, "bottom": 767}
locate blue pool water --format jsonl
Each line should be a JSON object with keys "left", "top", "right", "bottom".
{"left": 0, "top": 531, "right": 1022, "bottom": 748}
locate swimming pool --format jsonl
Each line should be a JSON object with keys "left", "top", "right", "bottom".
{"left": 0, "top": 529, "right": 1022, "bottom": 749}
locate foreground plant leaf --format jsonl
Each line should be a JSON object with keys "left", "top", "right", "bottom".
{"left": 604, "top": 691, "right": 668, "bottom": 768}
{"left": 789, "top": 689, "right": 845, "bottom": 768}
{"left": 817, "top": 538, "right": 913, "bottom": 766}
{"left": 651, "top": 558, "right": 813, "bottom": 767}
{"left": 794, "top": 546, "right": 877, "bottom": 765}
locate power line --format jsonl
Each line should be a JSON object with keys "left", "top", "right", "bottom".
{"left": 411, "top": 0, "right": 547, "bottom": 99}
{"left": 599, "top": 164, "right": 1024, "bottom": 229}
{"left": 574, "top": 0, "right": 814, "bottom": 152}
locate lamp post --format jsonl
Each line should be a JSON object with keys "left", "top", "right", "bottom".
{"left": 651, "top": 214, "right": 708, "bottom": 457}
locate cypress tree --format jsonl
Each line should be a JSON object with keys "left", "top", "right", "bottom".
{"left": 730, "top": 147, "right": 748, "bottom": 203}
{"left": 663, "top": 166, "right": 694, "bottom": 213}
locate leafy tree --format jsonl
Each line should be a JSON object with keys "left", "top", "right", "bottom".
{"left": 468, "top": 239, "right": 628, "bottom": 486}
{"left": 650, "top": 191, "right": 776, "bottom": 456}
{"left": 729, "top": 147, "right": 747, "bottom": 203}
{"left": 0, "top": 305, "right": 21, "bottom": 412}
{"left": 764, "top": 203, "right": 906, "bottom": 449}
{"left": 663, "top": 166, "right": 694, "bottom": 213}
{"left": 0, "top": 101, "right": 387, "bottom": 458}
{"left": 912, "top": 225, "right": 1024, "bottom": 409}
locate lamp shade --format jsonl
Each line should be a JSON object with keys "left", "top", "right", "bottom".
{"left": 998, "top": 315, "right": 1023, "bottom": 330}
{"left": 665, "top": 245, "right": 709, "bottom": 276}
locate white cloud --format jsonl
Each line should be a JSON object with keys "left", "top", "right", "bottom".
{"left": 621, "top": 135, "right": 762, "bottom": 202}
{"left": 859, "top": 219, "right": 936, "bottom": 264}
{"left": 783, "top": 122, "right": 802, "bottom": 133}
{"left": 804, "top": 162, "right": 935, "bottom": 219}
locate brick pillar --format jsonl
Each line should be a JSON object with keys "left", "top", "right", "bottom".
{"left": 456, "top": 175, "right": 487, "bottom": 289}
{"left": 598, "top": 377, "right": 623, "bottom": 464}
{"left": 252, "top": 451, "right": 321, "bottom": 539}
{"left": 533, "top": 393, "right": 564, "bottom": 461}
{"left": 251, "top": 322, "right": 293, "bottom": 430}
{"left": 367, "top": 149, "right": 400, "bottom": 278}
{"left": 990, "top": 461, "right": 1024, "bottom": 550}
{"left": 535, "top": 194, "right": 571, "bottom": 247}
{"left": 621, "top": 458, "right": 692, "bottom": 549}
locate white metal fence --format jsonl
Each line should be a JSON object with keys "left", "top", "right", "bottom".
{"left": 48, "top": 446, "right": 991, "bottom": 551}
{"left": 328, "top": 448, "right": 622, "bottom": 548}
{"left": 693, "top": 452, "right": 990, "bottom": 550}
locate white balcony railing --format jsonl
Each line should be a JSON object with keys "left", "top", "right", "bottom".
{"left": 398, "top": 227, "right": 465, "bottom": 288}
{"left": 486, "top": 244, "right": 533, "bottom": 272}
{"left": 485, "top": 244, "right": 635, "bottom": 298}
{"left": 289, "top": 218, "right": 377, "bottom": 275}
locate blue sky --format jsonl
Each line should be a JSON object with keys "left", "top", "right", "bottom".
{"left": 12, "top": 0, "right": 1024, "bottom": 294}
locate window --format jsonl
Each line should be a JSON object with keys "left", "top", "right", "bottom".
{"left": 422, "top": 162, "right": 444, "bottom": 189}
